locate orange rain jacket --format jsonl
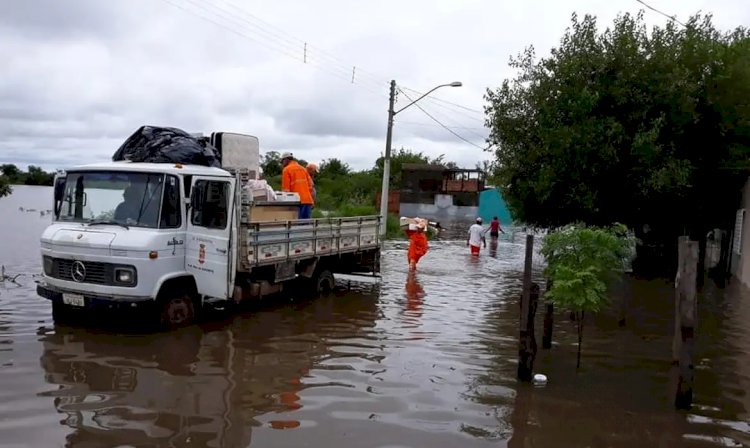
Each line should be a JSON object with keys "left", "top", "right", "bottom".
{"left": 281, "top": 161, "right": 314, "bottom": 205}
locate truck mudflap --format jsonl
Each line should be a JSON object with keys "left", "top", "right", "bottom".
{"left": 36, "top": 282, "right": 154, "bottom": 311}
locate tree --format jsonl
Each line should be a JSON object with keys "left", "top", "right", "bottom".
{"left": 261, "top": 151, "right": 282, "bottom": 177}
{"left": 541, "top": 223, "right": 636, "bottom": 368}
{"left": 485, "top": 12, "right": 750, "bottom": 274}
{"left": 0, "top": 164, "right": 20, "bottom": 179}
{"left": 0, "top": 177, "right": 11, "bottom": 198}
{"left": 318, "top": 158, "right": 351, "bottom": 178}
{"left": 25, "top": 165, "right": 54, "bottom": 186}
{"left": 0, "top": 164, "right": 54, "bottom": 187}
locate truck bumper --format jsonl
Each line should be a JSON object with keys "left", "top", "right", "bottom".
{"left": 36, "top": 282, "right": 155, "bottom": 311}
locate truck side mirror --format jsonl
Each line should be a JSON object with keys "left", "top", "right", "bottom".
{"left": 53, "top": 175, "right": 66, "bottom": 217}
{"left": 53, "top": 176, "right": 65, "bottom": 202}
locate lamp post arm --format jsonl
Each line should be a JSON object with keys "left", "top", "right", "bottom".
{"left": 394, "top": 84, "right": 450, "bottom": 115}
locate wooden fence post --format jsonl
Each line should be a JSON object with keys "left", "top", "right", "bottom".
{"left": 542, "top": 278, "right": 554, "bottom": 349}
{"left": 675, "top": 239, "right": 698, "bottom": 410}
{"left": 672, "top": 236, "right": 688, "bottom": 364}
{"left": 518, "top": 234, "right": 537, "bottom": 381}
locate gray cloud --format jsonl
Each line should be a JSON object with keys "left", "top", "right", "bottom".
{"left": 275, "top": 106, "right": 383, "bottom": 139}
{"left": 0, "top": 0, "right": 134, "bottom": 39}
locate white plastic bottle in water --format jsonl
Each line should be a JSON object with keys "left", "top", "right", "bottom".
{"left": 533, "top": 373, "right": 548, "bottom": 386}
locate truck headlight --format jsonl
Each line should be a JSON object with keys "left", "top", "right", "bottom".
{"left": 114, "top": 267, "right": 136, "bottom": 285}
{"left": 43, "top": 256, "right": 53, "bottom": 276}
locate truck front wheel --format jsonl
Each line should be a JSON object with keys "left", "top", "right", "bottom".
{"left": 159, "top": 294, "right": 195, "bottom": 329}
{"left": 51, "top": 301, "right": 74, "bottom": 323}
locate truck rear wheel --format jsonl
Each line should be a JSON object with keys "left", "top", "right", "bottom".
{"left": 294, "top": 268, "right": 335, "bottom": 298}
{"left": 159, "top": 294, "right": 195, "bottom": 329}
{"left": 314, "top": 269, "right": 335, "bottom": 294}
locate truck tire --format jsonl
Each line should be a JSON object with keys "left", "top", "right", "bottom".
{"left": 314, "top": 269, "right": 335, "bottom": 294}
{"left": 51, "top": 301, "right": 73, "bottom": 323}
{"left": 159, "top": 294, "right": 195, "bottom": 329}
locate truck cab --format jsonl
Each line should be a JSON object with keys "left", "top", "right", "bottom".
{"left": 38, "top": 162, "right": 234, "bottom": 325}
{"left": 37, "top": 135, "right": 381, "bottom": 329}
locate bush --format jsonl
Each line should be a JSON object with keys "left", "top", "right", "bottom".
{"left": 541, "top": 223, "right": 636, "bottom": 368}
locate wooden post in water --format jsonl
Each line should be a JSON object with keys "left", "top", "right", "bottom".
{"left": 542, "top": 278, "right": 554, "bottom": 349}
{"left": 518, "top": 234, "right": 537, "bottom": 381}
{"left": 672, "top": 236, "right": 688, "bottom": 364}
{"left": 675, "top": 238, "right": 698, "bottom": 410}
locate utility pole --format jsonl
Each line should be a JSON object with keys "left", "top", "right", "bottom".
{"left": 377, "top": 79, "right": 461, "bottom": 237}
{"left": 379, "top": 80, "right": 396, "bottom": 237}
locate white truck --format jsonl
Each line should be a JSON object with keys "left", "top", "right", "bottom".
{"left": 36, "top": 132, "right": 381, "bottom": 328}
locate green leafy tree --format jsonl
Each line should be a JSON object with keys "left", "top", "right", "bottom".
{"left": 485, "top": 12, "right": 750, "bottom": 274}
{"left": 318, "top": 158, "right": 351, "bottom": 178}
{"left": 261, "top": 151, "right": 282, "bottom": 177}
{"left": 0, "top": 163, "right": 54, "bottom": 187}
{"left": 0, "top": 164, "right": 20, "bottom": 179}
{"left": 373, "top": 147, "right": 430, "bottom": 188}
{"left": 541, "top": 223, "right": 636, "bottom": 368}
{"left": 0, "top": 177, "right": 11, "bottom": 198}
{"left": 25, "top": 165, "right": 54, "bottom": 185}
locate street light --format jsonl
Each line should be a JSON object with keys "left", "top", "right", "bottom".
{"left": 378, "top": 80, "right": 463, "bottom": 237}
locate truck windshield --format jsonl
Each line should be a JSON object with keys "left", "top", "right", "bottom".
{"left": 58, "top": 171, "right": 165, "bottom": 228}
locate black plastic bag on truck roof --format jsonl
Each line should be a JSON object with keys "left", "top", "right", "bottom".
{"left": 112, "top": 125, "right": 222, "bottom": 168}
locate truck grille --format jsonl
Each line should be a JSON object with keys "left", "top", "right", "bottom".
{"left": 53, "top": 259, "right": 112, "bottom": 285}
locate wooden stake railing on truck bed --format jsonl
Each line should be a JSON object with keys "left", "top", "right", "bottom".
{"left": 238, "top": 216, "right": 380, "bottom": 271}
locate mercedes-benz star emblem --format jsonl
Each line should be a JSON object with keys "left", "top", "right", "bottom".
{"left": 71, "top": 261, "right": 86, "bottom": 283}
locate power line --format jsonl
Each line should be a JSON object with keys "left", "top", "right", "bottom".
{"left": 398, "top": 89, "right": 489, "bottom": 151}
{"left": 160, "top": 0, "right": 386, "bottom": 97}
{"left": 395, "top": 86, "right": 489, "bottom": 141}
{"left": 203, "top": 0, "right": 389, "bottom": 91}
{"left": 186, "top": 0, "right": 383, "bottom": 92}
{"left": 395, "top": 120, "right": 488, "bottom": 132}
{"left": 397, "top": 96, "right": 489, "bottom": 141}
{"left": 211, "top": 0, "right": 390, "bottom": 89}
{"left": 399, "top": 86, "right": 488, "bottom": 130}
{"left": 635, "top": 0, "right": 687, "bottom": 27}
{"left": 401, "top": 87, "right": 485, "bottom": 116}
{"left": 162, "top": 0, "right": 485, "bottom": 119}
{"left": 213, "top": 0, "right": 487, "bottom": 114}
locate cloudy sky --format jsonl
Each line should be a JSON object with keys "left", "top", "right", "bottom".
{"left": 1, "top": 0, "right": 747, "bottom": 172}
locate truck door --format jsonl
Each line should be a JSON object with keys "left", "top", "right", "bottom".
{"left": 186, "top": 176, "right": 235, "bottom": 300}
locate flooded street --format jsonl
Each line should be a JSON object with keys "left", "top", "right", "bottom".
{"left": 1, "top": 185, "right": 750, "bottom": 447}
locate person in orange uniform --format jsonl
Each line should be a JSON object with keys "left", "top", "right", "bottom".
{"left": 306, "top": 162, "right": 319, "bottom": 204}
{"left": 281, "top": 152, "right": 314, "bottom": 219}
{"left": 405, "top": 218, "right": 429, "bottom": 271}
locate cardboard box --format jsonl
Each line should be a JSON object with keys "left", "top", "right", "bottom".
{"left": 248, "top": 203, "right": 299, "bottom": 222}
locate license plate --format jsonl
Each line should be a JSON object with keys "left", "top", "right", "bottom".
{"left": 62, "top": 293, "right": 85, "bottom": 307}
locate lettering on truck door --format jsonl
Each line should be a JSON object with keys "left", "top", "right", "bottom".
{"left": 186, "top": 177, "right": 235, "bottom": 300}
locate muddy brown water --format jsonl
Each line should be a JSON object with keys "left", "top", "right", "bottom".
{"left": 1, "top": 185, "right": 749, "bottom": 447}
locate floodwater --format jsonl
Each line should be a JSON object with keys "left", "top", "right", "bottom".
{"left": 1, "top": 185, "right": 749, "bottom": 447}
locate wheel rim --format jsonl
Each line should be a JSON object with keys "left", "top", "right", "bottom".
{"left": 162, "top": 296, "right": 193, "bottom": 327}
